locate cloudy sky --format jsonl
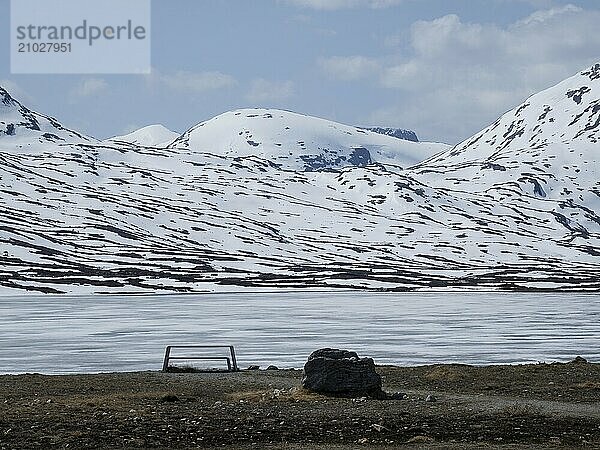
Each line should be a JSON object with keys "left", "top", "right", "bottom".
{"left": 1, "top": 0, "right": 599, "bottom": 144}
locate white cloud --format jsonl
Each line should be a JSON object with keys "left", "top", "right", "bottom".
{"left": 515, "top": 4, "right": 581, "bottom": 25}
{"left": 358, "top": 5, "right": 600, "bottom": 143}
{"left": 246, "top": 79, "right": 295, "bottom": 103}
{"left": 492, "top": 0, "right": 556, "bottom": 8}
{"left": 283, "top": 0, "right": 402, "bottom": 10}
{"left": 367, "top": 86, "right": 527, "bottom": 145}
{"left": 146, "top": 69, "right": 237, "bottom": 94}
{"left": 69, "top": 78, "right": 108, "bottom": 100}
{"left": 157, "top": 70, "right": 237, "bottom": 93}
{"left": 319, "top": 56, "right": 381, "bottom": 81}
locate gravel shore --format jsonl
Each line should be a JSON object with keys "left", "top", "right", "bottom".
{"left": 1, "top": 361, "right": 599, "bottom": 449}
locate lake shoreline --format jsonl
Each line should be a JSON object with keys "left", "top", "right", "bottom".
{"left": 1, "top": 361, "right": 599, "bottom": 449}
{"left": 3, "top": 285, "right": 600, "bottom": 297}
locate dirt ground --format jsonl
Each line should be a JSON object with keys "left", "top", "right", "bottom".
{"left": 1, "top": 360, "right": 599, "bottom": 449}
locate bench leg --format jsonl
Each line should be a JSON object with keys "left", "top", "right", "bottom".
{"left": 162, "top": 346, "right": 172, "bottom": 372}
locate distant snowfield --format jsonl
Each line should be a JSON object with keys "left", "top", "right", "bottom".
{"left": 0, "top": 63, "right": 600, "bottom": 294}
{"left": 107, "top": 124, "right": 180, "bottom": 148}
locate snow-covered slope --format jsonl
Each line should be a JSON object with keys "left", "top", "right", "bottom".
{"left": 407, "top": 63, "right": 600, "bottom": 268}
{"left": 108, "top": 124, "right": 179, "bottom": 148}
{"left": 0, "top": 87, "right": 92, "bottom": 149}
{"left": 0, "top": 64, "right": 599, "bottom": 295}
{"left": 169, "top": 109, "right": 448, "bottom": 171}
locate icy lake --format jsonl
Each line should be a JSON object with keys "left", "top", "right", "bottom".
{"left": 1, "top": 291, "right": 599, "bottom": 374}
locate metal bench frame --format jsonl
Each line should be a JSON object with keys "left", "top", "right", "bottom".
{"left": 162, "top": 345, "right": 239, "bottom": 372}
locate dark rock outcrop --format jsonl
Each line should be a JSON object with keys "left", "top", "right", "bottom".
{"left": 302, "top": 348, "right": 383, "bottom": 398}
{"left": 362, "top": 127, "right": 419, "bottom": 142}
{"left": 348, "top": 147, "right": 372, "bottom": 166}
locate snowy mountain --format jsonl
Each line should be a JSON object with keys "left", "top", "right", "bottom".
{"left": 108, "top": 124, "right": 179, "bottom": 148}
{"left": 0, "top": 63, "right": 599, "bottom": 294}
{"left": 402, "top": 63, "right": 600, "bottom": 283}
{"left": 169, "top": 109, "right": 447, "bottom": 171}
{"left": 410, "top": 63, "right": 600, "bottom": 255}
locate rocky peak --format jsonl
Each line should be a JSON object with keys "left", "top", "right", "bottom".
{"left": 361, "top": 126, "right": 419, "bottom": 142}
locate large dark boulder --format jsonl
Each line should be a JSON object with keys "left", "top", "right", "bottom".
{"left": 302, "top": 348, "right": 383, "bottom": 397}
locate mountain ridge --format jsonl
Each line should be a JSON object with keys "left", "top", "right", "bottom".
{"left": 0, "top": 63, "right": 599, "bottom": 294}
{"left": 0, "top": 86, "right": 92, "bottom": 146}
{"left": 361, "top": 127, "right": 418, "bottom": 142}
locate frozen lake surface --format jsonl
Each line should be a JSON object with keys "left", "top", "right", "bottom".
{"left": 1, "top": 291, "right": 599, "bottom": 374}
